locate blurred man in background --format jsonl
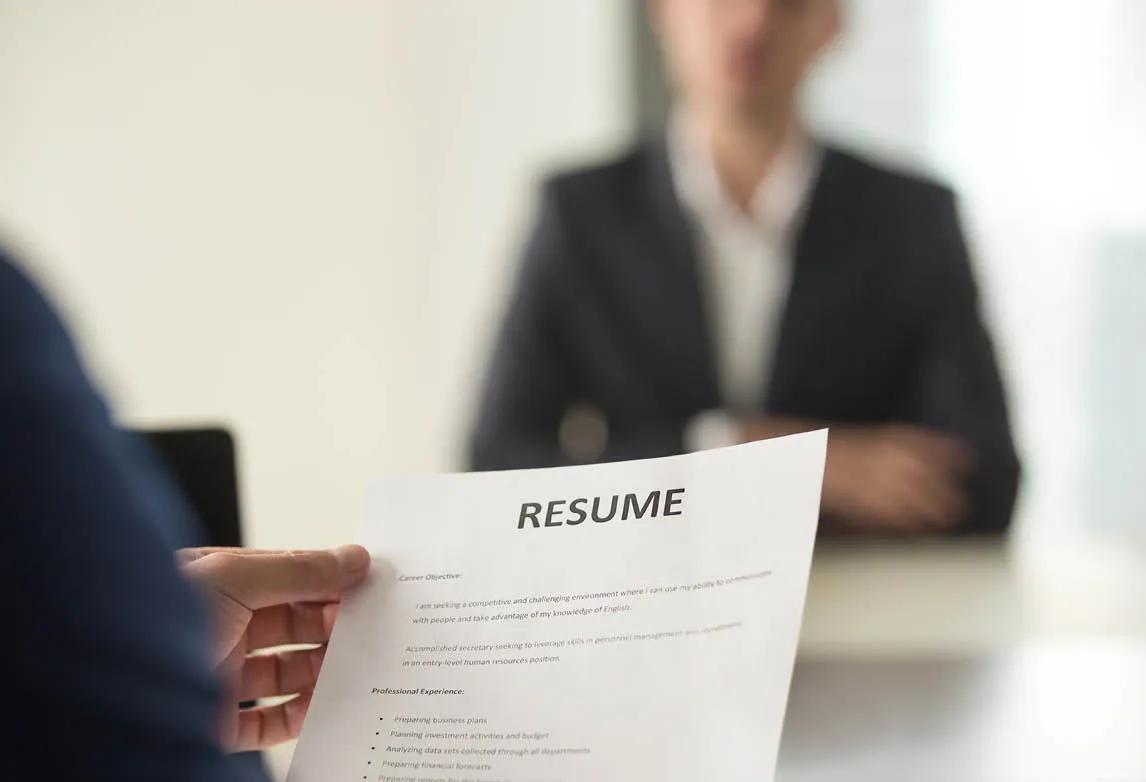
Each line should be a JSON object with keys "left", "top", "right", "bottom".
{"left": 471, "top": 0, "right": 1020, "bottom": 535}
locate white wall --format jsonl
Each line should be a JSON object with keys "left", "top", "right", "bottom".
{"left": 0, "top": 1, "right": 631, "bottom": 553}
{"left": 805, "top": 0, "right": 933, "bottom": 167}
{"left": 925, "top": 0, "right": 1146, "bottom": 551}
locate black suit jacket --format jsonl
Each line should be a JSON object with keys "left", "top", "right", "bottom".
{"left": 470, "top": 139, "right": 1020, "bottom": 533}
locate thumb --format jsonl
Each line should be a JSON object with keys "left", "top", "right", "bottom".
{"left": 184, "top": 545, "right": 370, "bottom": 610}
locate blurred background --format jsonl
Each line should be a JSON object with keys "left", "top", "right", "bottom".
{"left": 1, "top": 1, "right": 1143, "bottom": 777}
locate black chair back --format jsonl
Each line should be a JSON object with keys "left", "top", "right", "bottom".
{"left": 138, "top": 427, "right": 243, "bottom": 547}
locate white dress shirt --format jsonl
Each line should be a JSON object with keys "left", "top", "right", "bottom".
{"left": 667, "top": 114, "right": 821, "bottom": 450}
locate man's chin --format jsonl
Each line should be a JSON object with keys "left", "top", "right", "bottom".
{"left": 717, "top": 88, "right": 792, "bottom": 122}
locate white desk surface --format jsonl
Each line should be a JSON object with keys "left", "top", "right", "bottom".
{"left": 784, "top": 539, "right": 1146, "bottom": 780}
{"left": 799, "top": 537, "right": 1146, "bottom": 654}
{"left": 778, "top": 641, "right": 1146, "bottom": 781}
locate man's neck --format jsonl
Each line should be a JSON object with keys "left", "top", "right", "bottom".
{"left": 704, "top": 104, "right": 801, "bottom": 213}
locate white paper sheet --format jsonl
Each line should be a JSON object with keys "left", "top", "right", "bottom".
{"left": 288, "top": 431, "right": 826, "bottom": 782}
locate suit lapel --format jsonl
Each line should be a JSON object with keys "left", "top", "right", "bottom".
{"left": 641, "top": 137, "right": 721, "bottom": 410}
{"left": 765, "top": 147, "right": 848, "bottom": 413}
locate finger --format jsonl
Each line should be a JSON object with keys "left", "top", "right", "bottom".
{"left": 178, "top": 546, "right": 367, "bottom": 564}
{"left": 851, "top": 488, "right": 928, "bottom": 533}
{"left": 902, "top": 453, "right": 967, "bottom": 522}
{"left": 894, "top": 428, "right": 974, "bottom": 474}
{"left": 246, "top": 602, "right": 338, "bottom": 650}
{"left": 844, "top": 462, "right": 960, "bottom": 532}
{"left": 887, "top": 468, "right": 966, "bottom": 530}
{"left": 878, "top": 441, "right": 966, "bottom": 514}
{"left": 239, "top": 647, "right": 325, "bottom": 701}
{"left": 177, "top": 547, "right": 290, "bottom": 565}
{"left": 232, "top": 691, "right": 312, "bottom": 751}
{"left": 184, "top": 546, "right": 370, "bottom": 610}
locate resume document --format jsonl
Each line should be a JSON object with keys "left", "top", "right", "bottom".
{"left": 289, "top": 431, "right": 826, "bottom": 782}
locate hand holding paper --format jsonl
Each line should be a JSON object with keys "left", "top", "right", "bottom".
{"left": 179, "top": 545, "right": 371, "bottom": 751}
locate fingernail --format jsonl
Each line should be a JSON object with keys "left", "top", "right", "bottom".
{"left": 333, "top": 544, "right": 370, "bottom": 573}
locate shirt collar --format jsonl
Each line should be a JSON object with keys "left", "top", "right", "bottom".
{"left": 667, "top": 109, "right": 821, "bottom": 237}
